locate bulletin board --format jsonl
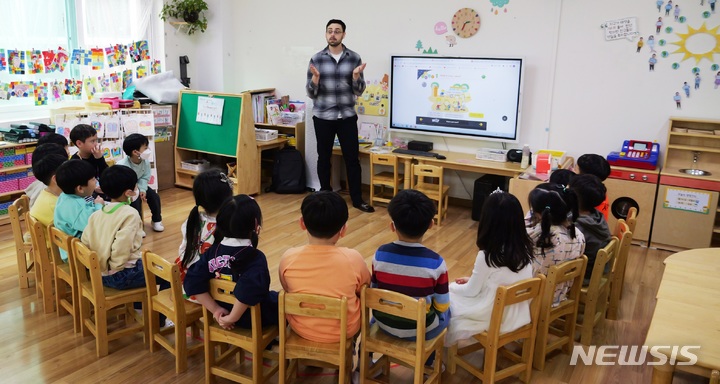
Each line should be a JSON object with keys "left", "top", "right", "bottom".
{"left": 176, "top": 90, "right": 243, "bottom": 157}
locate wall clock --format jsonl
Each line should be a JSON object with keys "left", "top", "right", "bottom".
{"left": 452, "top": 8, "right": 481, "bottom": 38}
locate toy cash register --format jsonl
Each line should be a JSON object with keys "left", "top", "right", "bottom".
{"left": 607, "top": 140, "right": 660, "bottom": 170}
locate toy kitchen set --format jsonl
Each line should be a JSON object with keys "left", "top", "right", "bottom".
{"left": 606, "top": 140, "right": 661, "bottom": 245}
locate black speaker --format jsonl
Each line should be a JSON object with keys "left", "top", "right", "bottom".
{"left": 472, "top": 175, "right": 508, "bottom": 221}
{"left": 408, "top": 140, "right": 433, "bottom": 152}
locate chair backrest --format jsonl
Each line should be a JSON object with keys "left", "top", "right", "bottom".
{"left": 542, "top": 256, "right": 588, "bottom": 311}
{"left": 612, "top": 221, "right": 632, "bottom": 273}
{"left": 72, "top": 239, "right": 106, "bottom": 305}
{"left": 47, "top": 224, "right": 76, "bottom": 273}
{"left": 26, "top": 213, "right": 51, "bottom": 273}
{"left": 487, "top": 276, "right": 545, "bottom": 339}
{"left": 625, "top": 207, "right": 637, "bottom": 235}
{"left": 279, "top": 290, "right": 348, "bottom": 345}
{"left": 370, "top": 153, "right": 399, "bottom": 178}
{"left": 588, "top": 237, "right": 618, "bottom": 292}
{"left": 9, "top": 195, "right": 31, "bottom": 252}
{"left": 143, "top": 250, "right": 184, "bottom": 312}
{"left": 362, "top": 286, "right": 427, "bottom": 342}
{"left": 208, "top": 279, "right": 262, "bottom": 335}
{"left": 411, "top": 164, "right": 443, "bottom": 189}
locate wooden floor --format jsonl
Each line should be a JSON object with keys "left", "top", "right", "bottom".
{"left": 0, "top": 187, "right": 708, "bottom": 383}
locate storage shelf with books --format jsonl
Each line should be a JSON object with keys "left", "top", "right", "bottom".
{"left": 255, "top": 122, "right": 305, "bottom": 158}
{"left": 0, "top": 141, "right": 38, "bottom": 226}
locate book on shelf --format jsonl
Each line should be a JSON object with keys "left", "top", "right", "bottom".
{"left": 251, "top": 91, "right": 275, "bottom": 123}
{"left": 266, "top": 104, "right": 281, "bottom": 125}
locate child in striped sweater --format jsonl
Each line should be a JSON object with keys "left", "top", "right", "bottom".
{"left": 371, "top": 189, "right": 450, "bottom": 343}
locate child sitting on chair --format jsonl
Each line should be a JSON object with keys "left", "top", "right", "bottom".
{"left": 69, "top": 124, "right": 108, "bottom": 196}
{"left": 25, "top": 134, "right": 69, "bottom": 207}
{"left": 28, "top": 144, "right": 68, "bottom": 226}
{"left": 569, "top": 174, "right": 612, "bottom": 283}
{"left": 183, "top": 195, "right": 278, "bottom": 329}
{"left": 116, "top": 133, "right": 164, "bottom": 233}
{"left": 53, "top": 159, "right": 104, "bottom": 261}
{"left": 576, "top": 154, "right": 611, "bottom": 220}
{"left": 279, "top": 191, "right": 371, "bottom": 343}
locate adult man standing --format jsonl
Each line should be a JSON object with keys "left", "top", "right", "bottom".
{"left": 306, "top": 19, "right": 374, "bottom": 213}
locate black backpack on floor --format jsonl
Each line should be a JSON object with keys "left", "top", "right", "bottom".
{"left": 266, "top": 147, "right": 307, "bottom": 194}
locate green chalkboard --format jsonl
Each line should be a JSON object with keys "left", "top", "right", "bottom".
{"left": 176, "top": 91, "right": 242, "bottom": 157}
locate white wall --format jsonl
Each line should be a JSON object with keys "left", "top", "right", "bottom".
{"left": 166, "top": 0, "right": 720, "bottom": 198}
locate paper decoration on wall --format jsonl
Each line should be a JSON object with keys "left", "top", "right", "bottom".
{"left": 451, "top": 8, "right": 481, "bottom": 38}
{"left": 84, "top": 76, "right": 99, "bottom": 100}
{"left": 122, "top": 112, "right": 155, "bottom": 135}
{"left": 355, "top": 74, "right": 389, "bottom": 116}
{"left": 649, "top": 54, "right": 658, "bottom": 71}
{"left": 673, "top": 92, "right": 681, "bottom": 108}
{"left": 0, "top": 49, "right": 5, "bottom": 71}
{"left": 129, "top": 40, "right": 150, "bottom": 63}
{"left": 70, "top": 49, "right": 83, "bottom": 64}
{"left": 101, "top": 140, "right": 124, "bottom": 163}
{"left": 56, "top": 47, "right": 68, "bottom": 72}
{"left": 110, "top": 72, "right": 122, "bottom": 92}
{"left": 671, "top": 23, "right": 720, "bottom": 65}
{"left": 29, "top": 50, "right": 43, "bottom": 74}
{"left": 9, "top": 50, "right": 25, "bottom": 74}
{"left": 151, "top": 59, "right": 161, "bottom": 74}
{"left": 115, "top": 44, "right": 128, "bottom": 65}
{"left": 99, "top": 75, "right": 110, "bottom": 93}
{"left": 65, "top": 79, "right": 82, "bottom": 96}
{"left": 90, "top": 48, "right": 104, "bottom": 70}
{"left": 104, "top": 115, "right": 121, "bottom": 138}
{"left": 415, "top": 40, "right": 424, "bottom": 52}
{"left": 123, "top": 69, "right": 133, "bottom": 89}
{"left": 601, "top": 17, "right": 639, "bottom": 41}
{"left": 196, "top": 96, "right": 225, "bottom": 125}
{"left": 10, "top": 81, "right": 33, "bottom": 97}
{"left": 105, "top": 45, "right": 119, "bottom": 67}
{"left": 490, "top": 0, "right": 510, "bottom": 15}
{"left": 656, "top": 17, "right": 663, "bottom": 34}
{"left": 422, "top": 47, "right": 439, "bottom": 54}
{"left": 136, "top": 65, "right": 147, "bottom": 79}
{"left": 42, "top": 50, "right": 56, "bottom": 72}
{"left": 50, "top": 81, "right": 63, "bottom": 102}
{"left": 89, "top": 115, "right": 105, "bottom": 138}
{"left": 434, "top": 22, "right": 448, "bottom": 34}
{"left": 446, "top": 35, "right": 457, "bottom": 47}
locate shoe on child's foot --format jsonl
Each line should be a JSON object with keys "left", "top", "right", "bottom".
{"left": 163, "top": 319, "right": 175, "bottom": 328}
{"left": 141, "top": 230, "right": 147, "bottom": 238}
{"left": 152, "top": 221, "right": 164, "bottom": 232}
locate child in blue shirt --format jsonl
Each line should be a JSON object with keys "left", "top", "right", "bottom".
{"left": 53, "top": 159, "right": 103, "bottom": 261}
{"left": 116, "top": 133, "right": 164, "bottom": 232}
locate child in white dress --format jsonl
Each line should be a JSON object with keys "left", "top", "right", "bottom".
{"left": 447, "top": 191, "right": 535, "bottom": 345}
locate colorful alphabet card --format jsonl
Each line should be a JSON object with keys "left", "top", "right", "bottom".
{"left": 9, "top": 50, "right": 25, "bottom": 74}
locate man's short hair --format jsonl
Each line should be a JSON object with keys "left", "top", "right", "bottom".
{"left": 32, "top": 154, "right": 67, "bottom": 185}
{"left": 388, "top": 189, "right": 435, "bottom": 238}
{"left": 100, "top": 165, "right": 137, "bottom": 200}
{"left": 300, "top": 191, "right": 348, "bottom": 239}
{"left": 122, "top": 133, "right": 149, "bottom": 156}
{"left": 55, "top": 159, "right": 97, "bottom": 195}
{"left": 326, "top": 19, "right": 346, "bottom": 32}
{"left": 38, "top": 133, "right": 68, "bottom": 148}
{"left": 69, "top": 124, "right": 97, "bottom": 146}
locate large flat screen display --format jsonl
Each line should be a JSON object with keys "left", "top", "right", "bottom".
{"left": 390, "top": 56, "right": 524, "bottom": 142}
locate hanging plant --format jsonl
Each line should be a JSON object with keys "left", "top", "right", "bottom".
{"left": 159, "top": 0, "right": 208, "bottom": 35}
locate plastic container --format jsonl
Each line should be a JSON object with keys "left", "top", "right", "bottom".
{"left": 520, "top": 144, "right": 530, "bottom": 169}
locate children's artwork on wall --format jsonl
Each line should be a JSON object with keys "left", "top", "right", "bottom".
{"left": 101, "top": 140, "right": 124, "bottom": 163}
{"left": 151, "top": 59, "right": 161, "bottom": 74}
{"left": 115, "top": 44, "right": 127, "bottom": 65}
{"left": 84, "top": 76, "right": 98, "bottom": 100}
{"left": 104, "top": 115, "right": 121, "bottom": 139}
{"left": 445, "top": 35, "right": 457, "bottom": 47}
{"left": 42, "top": 49, "right": 56, "bottom": 73}
{"left": 56, "top": 47, "right": 68, "bottom": 72}
{"left": 490, "top": 0, "right": 510, "bottom": 15}
{"left": 99, "top": 75, "right": 111, "bottom": 93}
{"left": 435, "top": 22, "right": 448, "bottom": 34}
{"left": 105, "top": 45, "right": 119, "bottom": 68}
{"left": 0, "top": 49, "right": 6, "bottom": 71}
{"left": 90, "top": 48, "right": 104, "bottom": 70}
{"left": 9, "top": 50, "right": 25, "bottom": 74}
{"left": 70, "top": 48, "right": 83, "bottom": 65}
{"left": 122, "top": 69, "right": 133, "bottom": 89}
{"left": 601, "top": 17, "right": 640, "bottom": 41}
{"left": 50, "top": 81, "right": 63, "bottom": 102}
{"left": 355, "top": 74, "right": 389, "bottom": 116}
{"left": 129, "top": 40, "right": 150, "bottom": 63}
{"left": 34, "top": 82, "right": 48, "bottom": 106}
{"left": 136, "top": 65, "right": 147, "bottom": 79}
{"left": 110, "top": 72, "right": 122, "bottom": 92}
{"left": 122, "top": 112, "right": 155, "bottom": 136}
{"left": 55, "top": 117, "right": 79, "bottom": 141}
{"left": 9, "top": 81, "right": 33, "bottom": 97}
{"left": 671, "top": 23, "right": 720, "bottom": 70}
{"left": 29, "top": 50, "right": 43, "bottom": 74}
{"left": 89, "top": 115, "right": 105, "bottom": 138}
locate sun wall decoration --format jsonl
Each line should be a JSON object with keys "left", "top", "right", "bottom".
{"left": 669, "top": 22, "right": 720, "bottom": 73}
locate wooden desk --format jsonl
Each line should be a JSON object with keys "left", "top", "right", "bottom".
{"left": 333, "top": 147, "right": 524, "bottom": 189}
{"left": 645, "top": 248, "right": 720, "bottom": 383}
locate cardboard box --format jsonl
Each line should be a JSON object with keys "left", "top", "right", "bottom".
{"left": 476, "top": 148, "right": 509, "bottom": 162}
{"left": 181, "top": 159, "right": 210, "bottom": 172}
{"left": 255, "top": 129, "right": 278, "bottom": 141}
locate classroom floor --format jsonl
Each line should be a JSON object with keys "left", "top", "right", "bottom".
{"left": 0, "top": 188, "right": 708, "bottom": 383}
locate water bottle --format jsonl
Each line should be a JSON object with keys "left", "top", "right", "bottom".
{"left": 520, "top": 144, "right": 530, "bottom": 169}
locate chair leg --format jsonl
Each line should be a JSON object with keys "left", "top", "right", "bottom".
{"left": 175, "top": 319, "right": 188, "bottom": 374}
{"left": 71, "top": 286, "right": 80, "bottom": 333}
{"left": 149, "top": 309, "right": 160, "bottom": 353}
{"left": 448, "top": 344, "right": 458, "bottom": 374}
{"left": 521, "top": 337, "right": 536, "bottom": 383}
{"left": 580, "top": 300, "right": 597, "bottom": 346}
{"left": 95, "top": 309, "right": 109, "bottom": 358}
{"left": 205, "top": 340, "right": 215, "bottom": 384}
{"left": 359, "top": 348, "right": 369, "bottom": 383}
{"left": 79, "top": 296, "right": 91, "bottom": 337}
{"left": 483, "top": 344, "right": 497, "bottom": 384}
{"left": 252, "top": 344, "right": 262, "bottom": 383}
{"left": 55, "top": 276, "right": 67, "bottom": 317}
{"left": 533, "top": 320, "right": 549, "bottom": 371}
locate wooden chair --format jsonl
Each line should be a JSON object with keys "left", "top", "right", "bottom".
{"left": 203, "top": 278, "right": 279, "bottom": 384}
{"left": 711, "top": 370, "right": 719, "bottom": 384}
{"left": 369, "top": 153, "right": 403, "bottom": 207}
{"left": 625, "top": 206, "right": 637, "bottom": 237}
{"left": 10, "top": 195, "right": 35, "bottom": 289}
{"left": 142, "top": 251, "right": 203, "bottom": 374}
{"left": 449, "top": 276, "right": 545, "bottom": 383}
{"left": 359, "top": 286, "right": 447, "bottom": 384}
{"left": 410, "top": 164, "right": 450, "bottom": 225}
{"left": 533, "top": 256, "right": 587, "bottom": 371}
{"left": 73, "top": 239, "right": 148, "bottom": 357}
{"left": 47, "top": 225, "right": 80, "bottom": 333}
{"left": 26, "top": 213, "right": 55, "bottom": 314}
{"left": 576, "top": 238, "right": 617, "bottom": 346}
{"left": 607, "top": 221, "right": 633, "bottom": 320}
{"left": 278, "top": 291, "right": 353, "bottom": 384}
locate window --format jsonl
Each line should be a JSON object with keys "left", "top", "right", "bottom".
{"left": 0, "top": 0, "right": 164, "bottom": 122}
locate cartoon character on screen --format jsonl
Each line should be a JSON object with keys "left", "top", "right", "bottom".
{"left": 674, "top": 92, "right": 681, "bottom": 109}
{"left": 695, "top": 73, "right": 701, "bottom": 89}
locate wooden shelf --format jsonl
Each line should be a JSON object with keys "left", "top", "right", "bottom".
{"left": 670, "top": 132, "right": 720, "bottom": 140}
{"left": 0, "top": 164, "right": 32, "bottom": 173}
{"left": 667, "top": 144, "right": 720, "bottom": 153}
{"left": 714, "top": 227, "right": 720, "bottom": 234}
{"left": 0, "top": 190, "right": 24, "bottom": 198}
{"left": 255, "top": 123, "right": 298, "bottom": 129}
{"left": 0, "top": 141, "right": 38, "bottom": 149}
{"left": 176, "top": 168, "right": 200, "bottom": 176}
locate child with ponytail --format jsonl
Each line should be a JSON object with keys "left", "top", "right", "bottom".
{"left": 527, "top": 183, "right": 585, "bottom": 306}
{"left": 183, "top": 195, "right": 278, "bottom": 329}
{"left": 175, "top": 170, "right": 233, "bottom": 302}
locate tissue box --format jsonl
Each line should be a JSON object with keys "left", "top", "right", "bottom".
{"left": 255, "top": 129, "right": 278, "bottom": 141}
{"left": 476, "top": 148, "right": 509, "bottom": 162}
{"left": 535, "top": 149, "right": 567, "bottom": 170}
{"left": 180, "top": 159, "right": 210, "bottom": 172}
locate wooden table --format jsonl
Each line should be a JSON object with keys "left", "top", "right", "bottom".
{"left": 645, "top": 248, "right": 720, "bottom": 383}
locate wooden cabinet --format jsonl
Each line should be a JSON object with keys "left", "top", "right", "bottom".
{"left": 0, "top": 142, "right": 37, "bottom": 225}
{"left": 255, "top": 122, "right": 305, "bottom": 158}
{"left": 651, "top": 117, "right": 720, "bottom": 250}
